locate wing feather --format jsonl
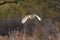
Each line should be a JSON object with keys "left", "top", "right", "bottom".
{"left": 35, "top": 14, "right": 41, "bottom": 21}
{"left": 21, "top": 15, "right": 30, "bottom": 24}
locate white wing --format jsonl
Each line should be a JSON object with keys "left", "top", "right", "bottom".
{"left": 34, "top": 14, "right": 41, "bottom": 21}
{"left": 21, "top": 15, "right": 30, "bottom": 24}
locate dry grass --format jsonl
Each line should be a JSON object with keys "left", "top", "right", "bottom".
{"left": 0, "top": 30, "right": 59, "bottom": 40}
{"left": 0, "top": 21, "right": 60, "bottom": 40}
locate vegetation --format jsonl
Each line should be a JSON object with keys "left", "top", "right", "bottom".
{"left": 0, "top": 0, "right": 60, "bottom": 21}
{"left": 0, "top": 0, "right": 60, "bottom": 40}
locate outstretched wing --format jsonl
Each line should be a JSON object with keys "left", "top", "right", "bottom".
{"left": 34, "top": 14, "right": 41, "bottom": 21}
{"left": 21, "top": 15, "right": 30, "bottom": 24}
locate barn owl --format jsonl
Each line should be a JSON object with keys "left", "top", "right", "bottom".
{"left": 21, "top": 14, "right": 41, "bottom": 24}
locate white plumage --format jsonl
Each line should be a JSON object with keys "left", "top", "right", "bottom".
{"left": 21, "top": 14, "right": 41, "bottom": 24}
{"left": 33, "top": 14, "right": 41, "bottom": 21}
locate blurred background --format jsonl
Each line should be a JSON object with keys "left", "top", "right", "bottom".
{"left": 0, "top": 0, "right": 60, "bottom": 40}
